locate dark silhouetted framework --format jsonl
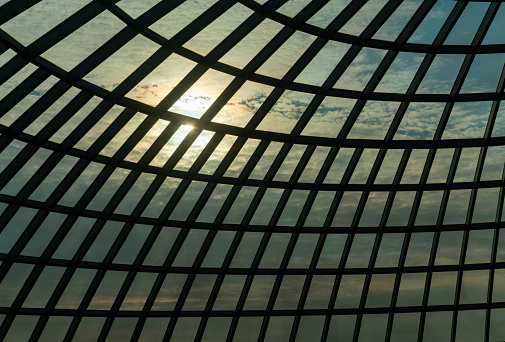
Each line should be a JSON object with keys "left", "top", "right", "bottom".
{"left": 1, "top": 0, "right": 505, "bottom": 341}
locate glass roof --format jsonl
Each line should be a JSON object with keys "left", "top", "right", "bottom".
{"left": 1, "top": 0, "right": 505, "bottom": 341}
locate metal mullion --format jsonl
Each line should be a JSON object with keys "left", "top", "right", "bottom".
{"left": 163, "top": 272, "right": 198, "bottom": 341}
{"left": 237, "top": 140, "right": 271, "bottom": 182}
{"left": 432, "top": 1, "right": 466, "bottom": 48}
{"left": 71, "top": 219, "right": 107, "bottom": 265}
{"left": 152, "top": 180, "right": 191, "bottom": 232}
{"left": 7, "top": 209, "right": 49, "bottom": 259}
{"left": 358, "top": 0, "right": 404, "bottom": 41}
{"left": 0, "top": 54, "right": 28, "bottom": 88}
{"left": 0, "top": 68, "right": 50, "bottom": 118}
{"left": 69, "top": 27, "right": 138, "bottom": 82}
{"left": 199, "top": 78, "right": 246, "bottom": 123}
{"left": 44, "top": 158, "right": 90, "bottom": 208}
{"left": 71, "top": 164, "right": 116, "bottom": 213}
{"left": 135, "top": 122, "right": 182, "bottom": 168}
{"left": 322, "top": 149, "right": 363, "bottom": 340}
{"left": 28, "top": 316, "right": 50, "bottom": 342}
{"left": 111, "top": 47, "right": 172, "bottom": 98}
{"left": 263, "top": 143, "right": 293, "bottom": 184}
{"left": 59, "top": 100, "right": 115, "bottom": 149}
{"left": 187, "top": 133, "right": 226, "bottom": 176}
{"left": 27, "top": 1, "right": 106, "bottom": 55}
{"left": 98, "top": 271, "right": 138, "bottom": 341}
{"left": 160, "top": 128, "right": 203, "bottom": 172}
{"left": 39, "top": 215, "right": 79, "bottom": 262}
{"left": 0, "top": 0, "right": 41, "bottom": 25}
{"left": 110, "top": 115, "right": 158, "bottom": 163}
{"left": 155, "top": 64, "right": 209, "bottom": 112}
{"left": 289, "top": 144, "right": 316, "bottom": 186}
{"left": 185, "top": 182, "right": 218, "bottom": 225}
{"left": 86, "top": 108, "right": 137, "bottom": 156}
{"left": 168, "top": 0, "right": 237, "bottom": 48}
{"left": 0, "top": 143, "right": 38, "bottom": 191}
{"left": 14, "top": 151, "right": 64, "bottom": 201}
{"left": 211, "top": 136, "right": 248, "bottom": 178}
{"left": 101, "top": 171, "right": 142, "bottom": 216}
{"left": 394, "top": 0, "right": 437, "bottom": 44}
{"left": 325, "top": 0, "right": 371, "bottom": 34}
{"left": 10, "top": 264, "right": 45, "bottom": 311}
{"left": 33, "top": 91, "right": 94, "bottom": 143}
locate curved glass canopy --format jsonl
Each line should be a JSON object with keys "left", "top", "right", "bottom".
{"left": 1, "top": 0, "right": 505, "bottom": 341}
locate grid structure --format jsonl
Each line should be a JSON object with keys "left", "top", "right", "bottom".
{"left": 1, "top": 0, "right": 505, "bottom": 341}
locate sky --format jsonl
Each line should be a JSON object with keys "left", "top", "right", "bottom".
{"left": 1, "top": 0, "right": 505, "bottom": 341}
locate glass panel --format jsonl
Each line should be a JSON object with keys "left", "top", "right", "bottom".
{"left": 390, "top": 313, "right": 420, "bottom": 342}
{"left": 423, "top": 311, "right": 452, "bottom": 341}
{"left": 374, "top": 233, "right": 404, "bottom": 268}
{"left": 0, "top": 263, "right": 34, "bottom": 307}
{"left": 298, "top": 146, "right": 331, "bottom": 183}
{"left": 427, "top": 149, "right": 454, "bottom": 183}
{"left": 142, "top": 177, "right": 181, "bottom": 218}
{"left": 349, "top": 149, "right": 379, "bottom": 184}
{"left": 455, "top": 310, "right": 486, "bottom": 342}
{"left": 168, "top": 69, "right": 234, "bottom": 119}
{"left": 233, "top": 317, "right": 263, "bottom": 342}
{"left": 256, "top": 31, "right": 316, "bottom": 79}
{"left": 358, "top": 192, "right": 388, "bottom": 227}
{"left": 465, "top": 229, "right": 493, "bottom": 264}
{"left": 417, "top": 54, "right": 465, "bottom": 94}
{"left": 211, "top": 81, "right": 274, "bottom": 128}
{"left": 472, "top": 187, "right": 499, "bottom": 223}
{"left": 114, "top": 224, "right": 152, "bottom": 264}
{"left": 56, "top": 268, "right": 97, "bottom": 309}
{"left": 106, "top": 318, "right": 137, "bottom": 341}
{"left": 335, "top": 274, "right": 365, "bottom": 309}
{"left": 183, "top": 4, "right": 252, "bottom": 56}
{"left": 317, "top": 234, "right": 347, "bottom": 268}
{"left": 358, "top": 314, "right": 388, "bottom": 342}
{"left": 174, "top": 130, "right": 215, "bottom": 171}
{"left": 42, "top": 11, "right": 126, "bottom": 71}
{"left": 38, "top": 316, "right": 73, "bottom": 342}
{"left": 396, "top": 272, "right": 425, "bottom": 307}
{"left": 138, "top": 318, "right": 171, "bottom": 342}
{"left": 443, "top": 189, "right": 471, "bottom": 225}
{"left": 120, "top": 272, "right": 157, "bottom": 310}
{"left": 199, "top": 135, "right": 238, "bottom": 174}
{"left": 201, "top": 230, "right": 235, "bottom": 267}
{"left": 453, "top": 148, "right": 480, "bottom": 182}
{"left": 223, "top": 186, "right": 258, "bottom": 224}
{"left": 334, "top": 48, "right": 387, "bottom": 91}
{"left": 332, "top": 191, "right": 361, "bottom": 227}
{"left": 288, "top": 234, "right": 318, "bottom": 268}
{"left": 274, "top": 145, "right": 307, "bottom": 181}
{"left": 202, "top": 317, "right": 232, "bottom": 342}
{"left": 169, "top": 181, "right": 207, "bottom": 221}
{"left": 339, "top": 0, "right": 388, "bottom": 36}
{"left": 295, "top": 41, "right": 350, "bottom": 86}
{"left": 72, "top": 317, "right": 106, "bottom": 342}
{"left": 459, "top": 270, "right": 489, "bottom": 304}
{"left": 0, "top": 207, "right": 37, "bottom": 253}
{"left": 415, "top": 191, "right": 443, "bottom": 226}
{"left": 249, "top": 142, "right": 283, "bottom": 180}
{"left": 86, "top": 168, "right": 131, "bottom": 212}
{"left": 375, "top": 52, "right": 424, "bottom": 93}
{"left": 23, "top": 266, "right": 66, "bottom": 308}
{"left": 345, "top": 234, "right": 376, "bottom": 268}
{"left": 172, "top": 229, "right": 208, "bottom": 267}
{"left": 243, "top": 275, "right": 276, "bottom": 310}
{"left": 435, "top": 231, "right": 463, "bottom": 266}
{"left": 230, "top": 232, "right": 264, "bottom": 268}
{"left": 365, "top": 274, "right": 395, "bottom": 308}
{"left": 53, "top": 217, "right": 96, "bottom": 260}
{"left": 114, "top": 174, "right": 156, "bottom": 215}
{"left": 305, "top": 275, "right": 335, "bottom": 309}
{"left": 143, "top": 227, "right": 180, "bottom": 266}
{"left": 428, "top": 271, "right": 457, "bottom": 306}
{"left": 301, "top": 97, "right": 356, "bottom": 138}
{"left": 374, "top": 149, "right": 403, "bottom": 184}
{"left": 304, "top": 191, "right": 335, "bottom": 226}
{"left": 327, "top": 315, "right": 356, "bottom": 341}
{"left": 3, "top": 315, "right": 39, "bottom": 342}
{"left": 296, "top": 315, "right": 325, "bottom": 342}
{"left": 387, "top": 192, "right": 415, "bottom": 226}
{"left": 259, "top": 233, "right": 291, "bottom": 268}
{"left": 404, "top": 232, "right": 433, "bottom": 267}
{"left": 212, "top": 275, "right": 247, "bottom": 310}
{"left": 170, "top": 317, "right": 200, "bottom": 341}
{"left": 277, "top": 190, "right": 310, "bottom": 226}
{"left": 88, "top": 271, "right": 127, "bottom": 310}
{"left": 257, "top": 90, "right": 314, "bottom": 134}
{"left": 21, "top": 212, "right": 67, "bottom": 257}
{"left": 443, "top": 102, "right": 492, "bottom": 139}
{"left": 224, "top": 139, "right": 261, "bottom": 177}
{"left": 264, "top": 316, "right": 294, "bottom": 342}
{"left": 196, "top": 184, "right": 233, "bottom": 223}
{"left": 274, "top": 275, "right": 305, "bottom": 310}
{"left": 0, "top": 0, "right": 90, "bottom": 45}
{"left": 151, "top": 273, "right": 187, "bottom": 311}
{"left": 400, "top": 149, "right": 429, "bottom": 184}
